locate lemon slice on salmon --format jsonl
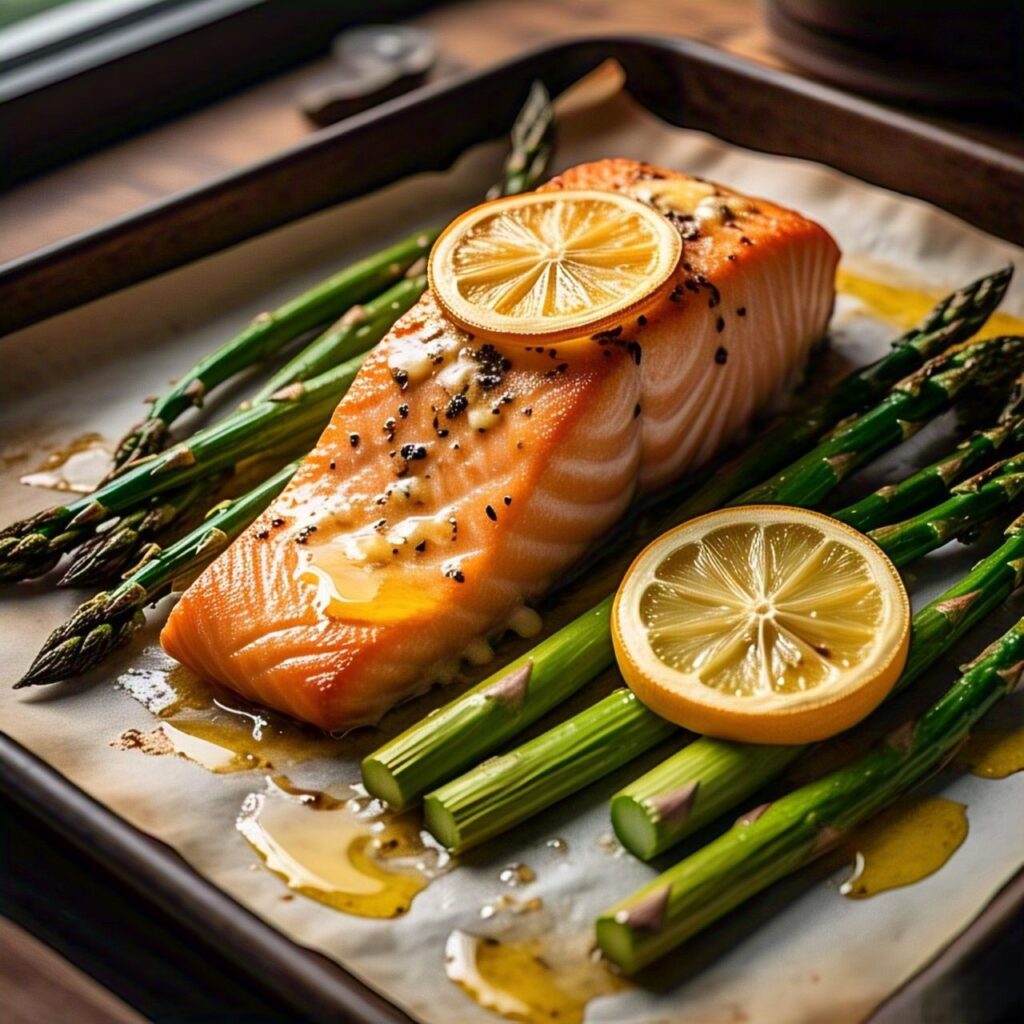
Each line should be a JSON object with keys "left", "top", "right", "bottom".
{"left": 429, "top": 189, "right": 681, "bottom": 343}
{"left": 612, "top": 506, "right": 910, "bottom": 744}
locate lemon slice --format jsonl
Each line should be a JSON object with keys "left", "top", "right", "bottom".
{"left": 612, "top": 506, "right": 910, "bottom": 744}
{"left": 428, "top": 189, "right": 682, "bottom": 343}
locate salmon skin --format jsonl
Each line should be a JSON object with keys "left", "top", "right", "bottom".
{"left": 162, "top": 160, "right": 839, "bottom": 730}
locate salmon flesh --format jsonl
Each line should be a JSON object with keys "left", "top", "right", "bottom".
{"left": 161, "top": 160, "right": 840, "bottom": 729}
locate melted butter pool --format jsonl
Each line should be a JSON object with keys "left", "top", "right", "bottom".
{"left": 116, "top": 655, "right": 345, "bottom": 772}
{"left": 237, "top": 777, "right": 451, "bottom": 918}
{"left": 838, "top": 796, "right": 968, "bottom": 900}
{"left": 836, "top": 268, "right": 1024, "bottom": 338}
{"left": 444, "top": 930, "right": 629, "bottom": 1024}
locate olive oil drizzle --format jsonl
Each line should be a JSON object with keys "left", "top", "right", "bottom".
{"left": 20, "top": 433, "right": 112, "bottom": 494}
{"left": 444, "top": 930, "right": 629, "bottom": 1024}
{"left": 836, "top": 268, "right": 1024, "bottom": 339}
{"left": 838, "top": 796, "right": 968, "bottom": 900}
{"left": 237, "top": 776, "right": 451, "bottom": 919}
{"left": 116, "top": 656, "right": 347, "bottom": 772}
{"left": 955, "top": 724, "right": 1024, "bottom": 779}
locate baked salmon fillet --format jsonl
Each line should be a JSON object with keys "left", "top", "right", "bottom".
{"left": 161, "top": 160, "right": 839, "bottom": 729}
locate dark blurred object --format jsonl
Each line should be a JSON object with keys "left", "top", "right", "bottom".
{"left": 0, "top": 0, "right": 429, "bottom": 187}
{"left": 765, "top": 0, "right": 1024, "bottom": 116}
{"left": 301, "top": 24, "right": 436, "bottom": 127}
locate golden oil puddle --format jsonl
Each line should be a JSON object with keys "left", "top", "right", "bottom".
{"left": 838, "top": 796, "right": 968, "bottom": 899}
{"left": 445, "top": 930, "right": 630, "bottom": 1024}
{"left": 954, "top": 724, "right": 1024, "bottom": 779}
{"left": 20, "top": 433, "right": 112, "bottom": 493}
{"left": 237, "top": 776, "right": 451, "bottom": 918}
{"left": 115, "top": 652, "right": 346, "bottom": 772}
{"left": 836, "top": 267, "right": 1024, "bottom": 339}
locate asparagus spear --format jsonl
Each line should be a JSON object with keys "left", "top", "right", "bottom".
{"left": 611, "top": 517, "right": 1024, "bottom": 860}
{"left": 0, "top": 348, "right": 368, "bottom": 584}
{"left": 109, "top": 82, "right": 554, "bottom": 469}
{"left": 597, "top": 610, "right": 1024, "bottom": 974}
{"left": 668, "top": 265, "right": 1013, "bottom": 521}
{"left": 15, "top": 463, "right": 299, "bottom": 688}
{"left": 734, "top": 334, "right": 1024, "bottom": 509}
{"left": 362, "top": 335, "right": 1024, "bottom": 809}
{"left": 487, "top": 81, "right": 555, "bottom": 199}
{"left": 111, "top": 234, "right": 436, "bottom": 470}
{"left": 833, "top": 410, "right": 1024, "bottom": 533}
{"left": 248, "top": 274, "right": 425, "bottom": 404}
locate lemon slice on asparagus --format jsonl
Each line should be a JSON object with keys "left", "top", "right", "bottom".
{"left": 428, "top": 189, "right": 681, "bottom": 343}
{"left": 612, "top": 506, "right": 910, "bottom": 744}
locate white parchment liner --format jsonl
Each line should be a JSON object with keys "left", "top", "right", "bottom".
{"left": 2, "top": 72, "right": 1022, "bottom": 1023}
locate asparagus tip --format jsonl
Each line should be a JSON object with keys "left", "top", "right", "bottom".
{"left": 183, "top": 378, "right": 206, "bottom": 406}
{"left": 934, "top": 589, "right": 982, "bottom": 626}
{"left": 886, "top": 720, "right": 916, "bottom": 752}
{"left": 151, "top": 447, "right": 197, "bottom": 475}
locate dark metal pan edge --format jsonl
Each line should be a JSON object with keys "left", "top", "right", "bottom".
{"left": 2, "top": 34, "right": 1022, "bottom": 337}
{"left": 0, "top": 732, "right": 414, "bottom": 1024}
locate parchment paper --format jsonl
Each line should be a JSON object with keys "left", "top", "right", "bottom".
{"left": 2, "top": 72, "right": 1023, "bottom": 1024}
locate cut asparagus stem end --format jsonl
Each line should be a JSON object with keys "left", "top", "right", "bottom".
{"left": 422, "top": 794, "right": 462, "bottom": 852}
{"left": 609, "top": 521, "right": 1024, "bottom": 861}
{"left": 597, "top": 615, "right": 1024, "bottom": 973}
{"left": 421, "top": 689, "right": 677, "bottom": 854}
{"left": 360, "top": 757, "right": 413, "bottom": 811}
{"left": 361, "top": 597, "right": 614, "bottom": 809}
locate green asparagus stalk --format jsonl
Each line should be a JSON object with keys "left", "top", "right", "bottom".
{"left": 0, "top": 349, "right": 368, "bottom": 584}
{"left": 733, "top": 334, "right": 1024, "bottom": 509}
{"left": 110, "top": 82, "right": 553, "bottom": 470}
{"left": 112, "top": 234, "right": 436, "bottom": 469}
{"left": 419, "top": 408, "right": 1024, "bottom": 853}
{"left": 249, "top": 274, "right": 425, "bottom": 404}
{"left": 610, "top": 514, "right": 1024, "bottom": 860}
{"left": 597, "top": 611, "right": 1024, "bottom": 974}
{"left": 56, "top": 478, "right": 211, "bottom": 588}
{"left": 14, "top": 463, "right": 299, "bottom": 688}
{"left": 362, "top": 335, "right": 1023, "bottom": 810}
{"left": 424, "top": 688, "right": 676, "bottom": 853}
{"left": 834, "top": 390, "right": 1024, "bottom": 533}
{"left": 668, "top": 265, "right": 1013, "bottom": 520}
{"left": 487, "top": 81, "right": 555, "bottom": 199}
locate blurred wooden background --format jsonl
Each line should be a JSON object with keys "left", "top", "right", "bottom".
{"left": 0, "top": 0, "right": 767, "bottom": 264}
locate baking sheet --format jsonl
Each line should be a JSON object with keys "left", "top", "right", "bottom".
{"left": 2, "top": 77, "right": 1023, "bottom": 1023}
